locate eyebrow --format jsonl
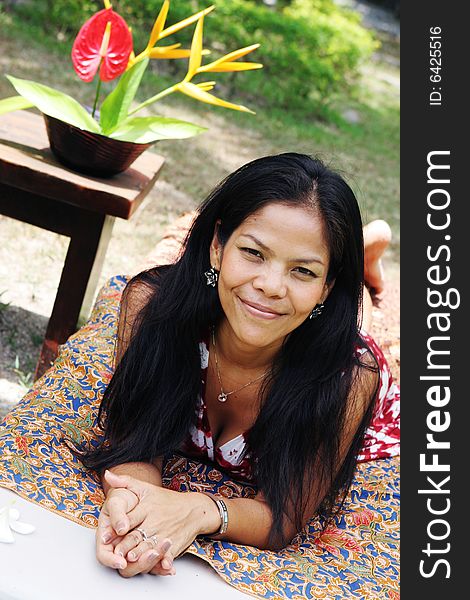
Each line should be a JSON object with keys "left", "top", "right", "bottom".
{"left": 240, "top": 234, "right": 326, "bottom": 266}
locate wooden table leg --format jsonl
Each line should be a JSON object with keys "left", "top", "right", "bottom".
{"left": 34, "top": 211, "right": 115, "bottom": 380}
{"left": 78, "top": 214, "right": 115, "bottom": 326}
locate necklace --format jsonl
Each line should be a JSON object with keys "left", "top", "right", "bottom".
{"left": 211, "top": 327, "right": 270, "bottom": 402}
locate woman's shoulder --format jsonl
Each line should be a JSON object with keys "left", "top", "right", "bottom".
{"left": 347, "top": 332, "right": 382, "bottom": 410}
{"left": 353, "top": 329, "right": 399, "bottom": 419}
{"left": 356, "top": 329, "right": 391, "bottom": 379}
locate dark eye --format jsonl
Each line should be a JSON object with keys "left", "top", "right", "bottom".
{"left": 293, "top": 266, "right": 316, "bottom": 278}
{"left": 241, "top": 247, "right": 263, "bottom": 259}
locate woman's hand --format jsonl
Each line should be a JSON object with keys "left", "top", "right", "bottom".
{"left": 102, "top": 470, "right": 220, "bottom": 577}
{"left": 96, "top": 485, "right": 139, "bottom": 571}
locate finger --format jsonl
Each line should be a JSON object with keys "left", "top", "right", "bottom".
{"left": 125, "top": 532, "right": 170, "bottom": 562}
{"left": 114, "top": 529, "right": 147, "bottom": 561}
{"left": 118, "top": 548, "right": 160, "bottom": 578}
{"left": 160, "top": 550, "right": 175, "bottom": 572}
{"left": 118, "top": 503, "right": 149, "bottom": 533}
{"left": 104, "top": 470, "right": 147, "bottom": 500}
{"left": 97, "top": 513, "right": 119, "bottom": 546}
{"left": 97, "top": 513, "right": 121, "bottom": 549}
{"left": 96, "top": 537, "right": 127, "bottom": 570}
{"left": 150, "top": 563, "right": 176, "bottom": 576}
{"left": 125, "top": 540, "right": 155, "bottom": 563}
{"left": 149, "top": 551, "right": 176, "bottom": 577}
{"left": 106, "top": 492, "right": 137, "bottom": 536}
{"left": 99, "top": 525, "right": 119, "bottom": 546}
{"left": 122, "top": 539, "right": 172, "bottom": 577}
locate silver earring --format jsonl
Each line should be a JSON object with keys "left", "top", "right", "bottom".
{"left": 309, "top": 303, "right": 324, "bottom": 319}
{"left": 204, "top": 266, "right": 219, "bottom": 287}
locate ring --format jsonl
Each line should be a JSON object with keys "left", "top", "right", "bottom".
{"left": 136, "top": 527, "right": 148, "bottom": 541}
{"left": 135, "top": 528, "right": 158, "bottom": 547}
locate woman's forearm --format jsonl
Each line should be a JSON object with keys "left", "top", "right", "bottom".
{"left": 101, "top": 460, "right": 163, "bottom": 496}
{"left": 191, "top": 493, "right": 284, "bottom": 551}
{"left": 100, "top": 466, "right": 286, "bottom": 551}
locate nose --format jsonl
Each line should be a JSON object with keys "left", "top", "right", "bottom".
{"left": 252, "top": 263, "right": 287, "bottom": 298}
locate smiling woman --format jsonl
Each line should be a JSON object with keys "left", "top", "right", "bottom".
{"left": 71, "top": 152, "right": 400, "bottom": 578}
{"left": 211, "top": 203, "right": 332, "bottom": 355}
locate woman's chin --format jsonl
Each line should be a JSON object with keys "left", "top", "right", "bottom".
{"left": 230, "top": 324, "right": 285, "bottom": 353}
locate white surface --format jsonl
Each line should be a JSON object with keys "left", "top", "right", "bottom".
{"left": 0, "top": 488, "right": 249, "bottom": 600}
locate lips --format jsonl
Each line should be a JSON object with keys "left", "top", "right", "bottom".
{"left": 239, "top": 297, "right": 284, "bottom": 319}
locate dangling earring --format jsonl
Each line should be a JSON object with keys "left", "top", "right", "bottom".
{"left": 309, "top": 303, "right": 324, "bottom": 319}
{"left": 204, "top": 266, "right": 219, "bottom": 287}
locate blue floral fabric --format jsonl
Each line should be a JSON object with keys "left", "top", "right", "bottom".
{"left": 0, "top": 276, "right": 399, "bottom": 599}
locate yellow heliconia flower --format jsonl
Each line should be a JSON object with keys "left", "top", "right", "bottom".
{"left": 158, "top": 4, "right": 215, "bottom": 41}
{"left": 177, "top": 81, "right": 255, "bottom": 113}
{"left": 197, "top": 44, "right": 263, "bottom": 74}
{"left": 149, "top": 44, "right": 191, "bottom": 60}
{"left": 173, "top": 15, "right": 260, "bottom": 113}
{"left": 128, "top": 1, "right": 214, "bottom": 69}
{"left": 145, "top": 0, "right": 170, "bottom": 50}
{"left": 148, "top": 43, "right": 210, "bottom": 61}
{"left": 184, "top": 15, "right": 205, "bottom": 82}
{"left": 128, "top": 8, "right": 261, "bottom": 117}
{"left": 196, "top": 81, "right": 216, "bottom": 92}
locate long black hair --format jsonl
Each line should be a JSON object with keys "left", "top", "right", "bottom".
{"left": 78, "top": 153, "right": 378, "bottom": 548}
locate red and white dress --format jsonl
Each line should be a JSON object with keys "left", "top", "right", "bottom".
{"left": 181, "top": 331, "right": 400, "bottom": 482}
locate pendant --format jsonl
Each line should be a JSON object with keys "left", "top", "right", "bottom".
{"left": 218, "top": 392, "right": 228, "bottom": 402}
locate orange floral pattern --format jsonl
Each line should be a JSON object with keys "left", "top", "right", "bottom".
{"left": 0, "top": 276, "right": 399, "bottom": 599}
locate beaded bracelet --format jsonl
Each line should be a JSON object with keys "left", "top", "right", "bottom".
{"left": 201, "top": 492, "right": 229, "bottom": 535}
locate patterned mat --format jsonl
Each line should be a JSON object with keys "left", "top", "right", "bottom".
{"left": 0, "top": 275, "right": 399, "bottom": 599}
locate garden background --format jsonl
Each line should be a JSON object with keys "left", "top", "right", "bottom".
{"left": 0, "top": 0, "right": 399, "bottom": 415}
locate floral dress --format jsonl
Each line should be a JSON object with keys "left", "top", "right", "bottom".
{"left": 181, "top": 331, "right": 400, "bottom": 482}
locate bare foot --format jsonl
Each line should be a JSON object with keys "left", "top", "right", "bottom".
{"left": 363, "top": 220, "right": 392, "bottom": 294}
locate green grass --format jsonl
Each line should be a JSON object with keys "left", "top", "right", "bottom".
{"left": 0, "top": 9, "right": 399, "bottom": 258}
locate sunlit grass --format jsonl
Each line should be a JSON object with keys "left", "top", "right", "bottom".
{"left": 0, "top": 9, "right": 399, "bottom": 258}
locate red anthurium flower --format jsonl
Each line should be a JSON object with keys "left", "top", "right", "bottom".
{"left": 72, "top": 8, "right": 133, "bottom": 83}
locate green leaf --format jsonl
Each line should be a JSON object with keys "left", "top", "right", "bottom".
{"left": 100, "top": 59, "right": 149, "bottom": 134}
{"left": 0, "top": 95, "right": 35, "bottom": 115}
{"left": 108, "top": 116, "right": 207, "bottom": 143}
{"left": 5, "top": 75, "right": 101, "bottom": 133}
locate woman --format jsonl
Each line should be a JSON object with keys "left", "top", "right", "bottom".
{"left": 79, "top": 153, "right": 399, "bottom": 578}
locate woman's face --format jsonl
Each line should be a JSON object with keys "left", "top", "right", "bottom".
{"left": 210, "top": 202, "right": 332, "bottom": 352}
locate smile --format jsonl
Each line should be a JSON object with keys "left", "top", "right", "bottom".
{"left": 238, "top": 297, "right": 284, "bottom": 320}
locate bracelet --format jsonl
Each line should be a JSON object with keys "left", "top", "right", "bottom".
{"left": 201, "top": 492, "right": 229, "bottom": 535}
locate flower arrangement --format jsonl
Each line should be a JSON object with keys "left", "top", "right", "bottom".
{"left": 0, "top": 0, "right": 262, "bottom": 143}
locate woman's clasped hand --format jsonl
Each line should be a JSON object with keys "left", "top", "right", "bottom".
{"left": 96, "top": 470, "right": 220, "bottom": 577}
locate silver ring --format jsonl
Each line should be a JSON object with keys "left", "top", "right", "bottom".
{"left": 136, "top": 527, "right": 148, "bottom": 541}
{"left": 135, "top": 528, "right": 158, "bottom": 547}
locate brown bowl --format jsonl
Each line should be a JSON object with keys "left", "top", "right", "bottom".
{"left": 43, "top": 113, "right": 153, "bottom": 178}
